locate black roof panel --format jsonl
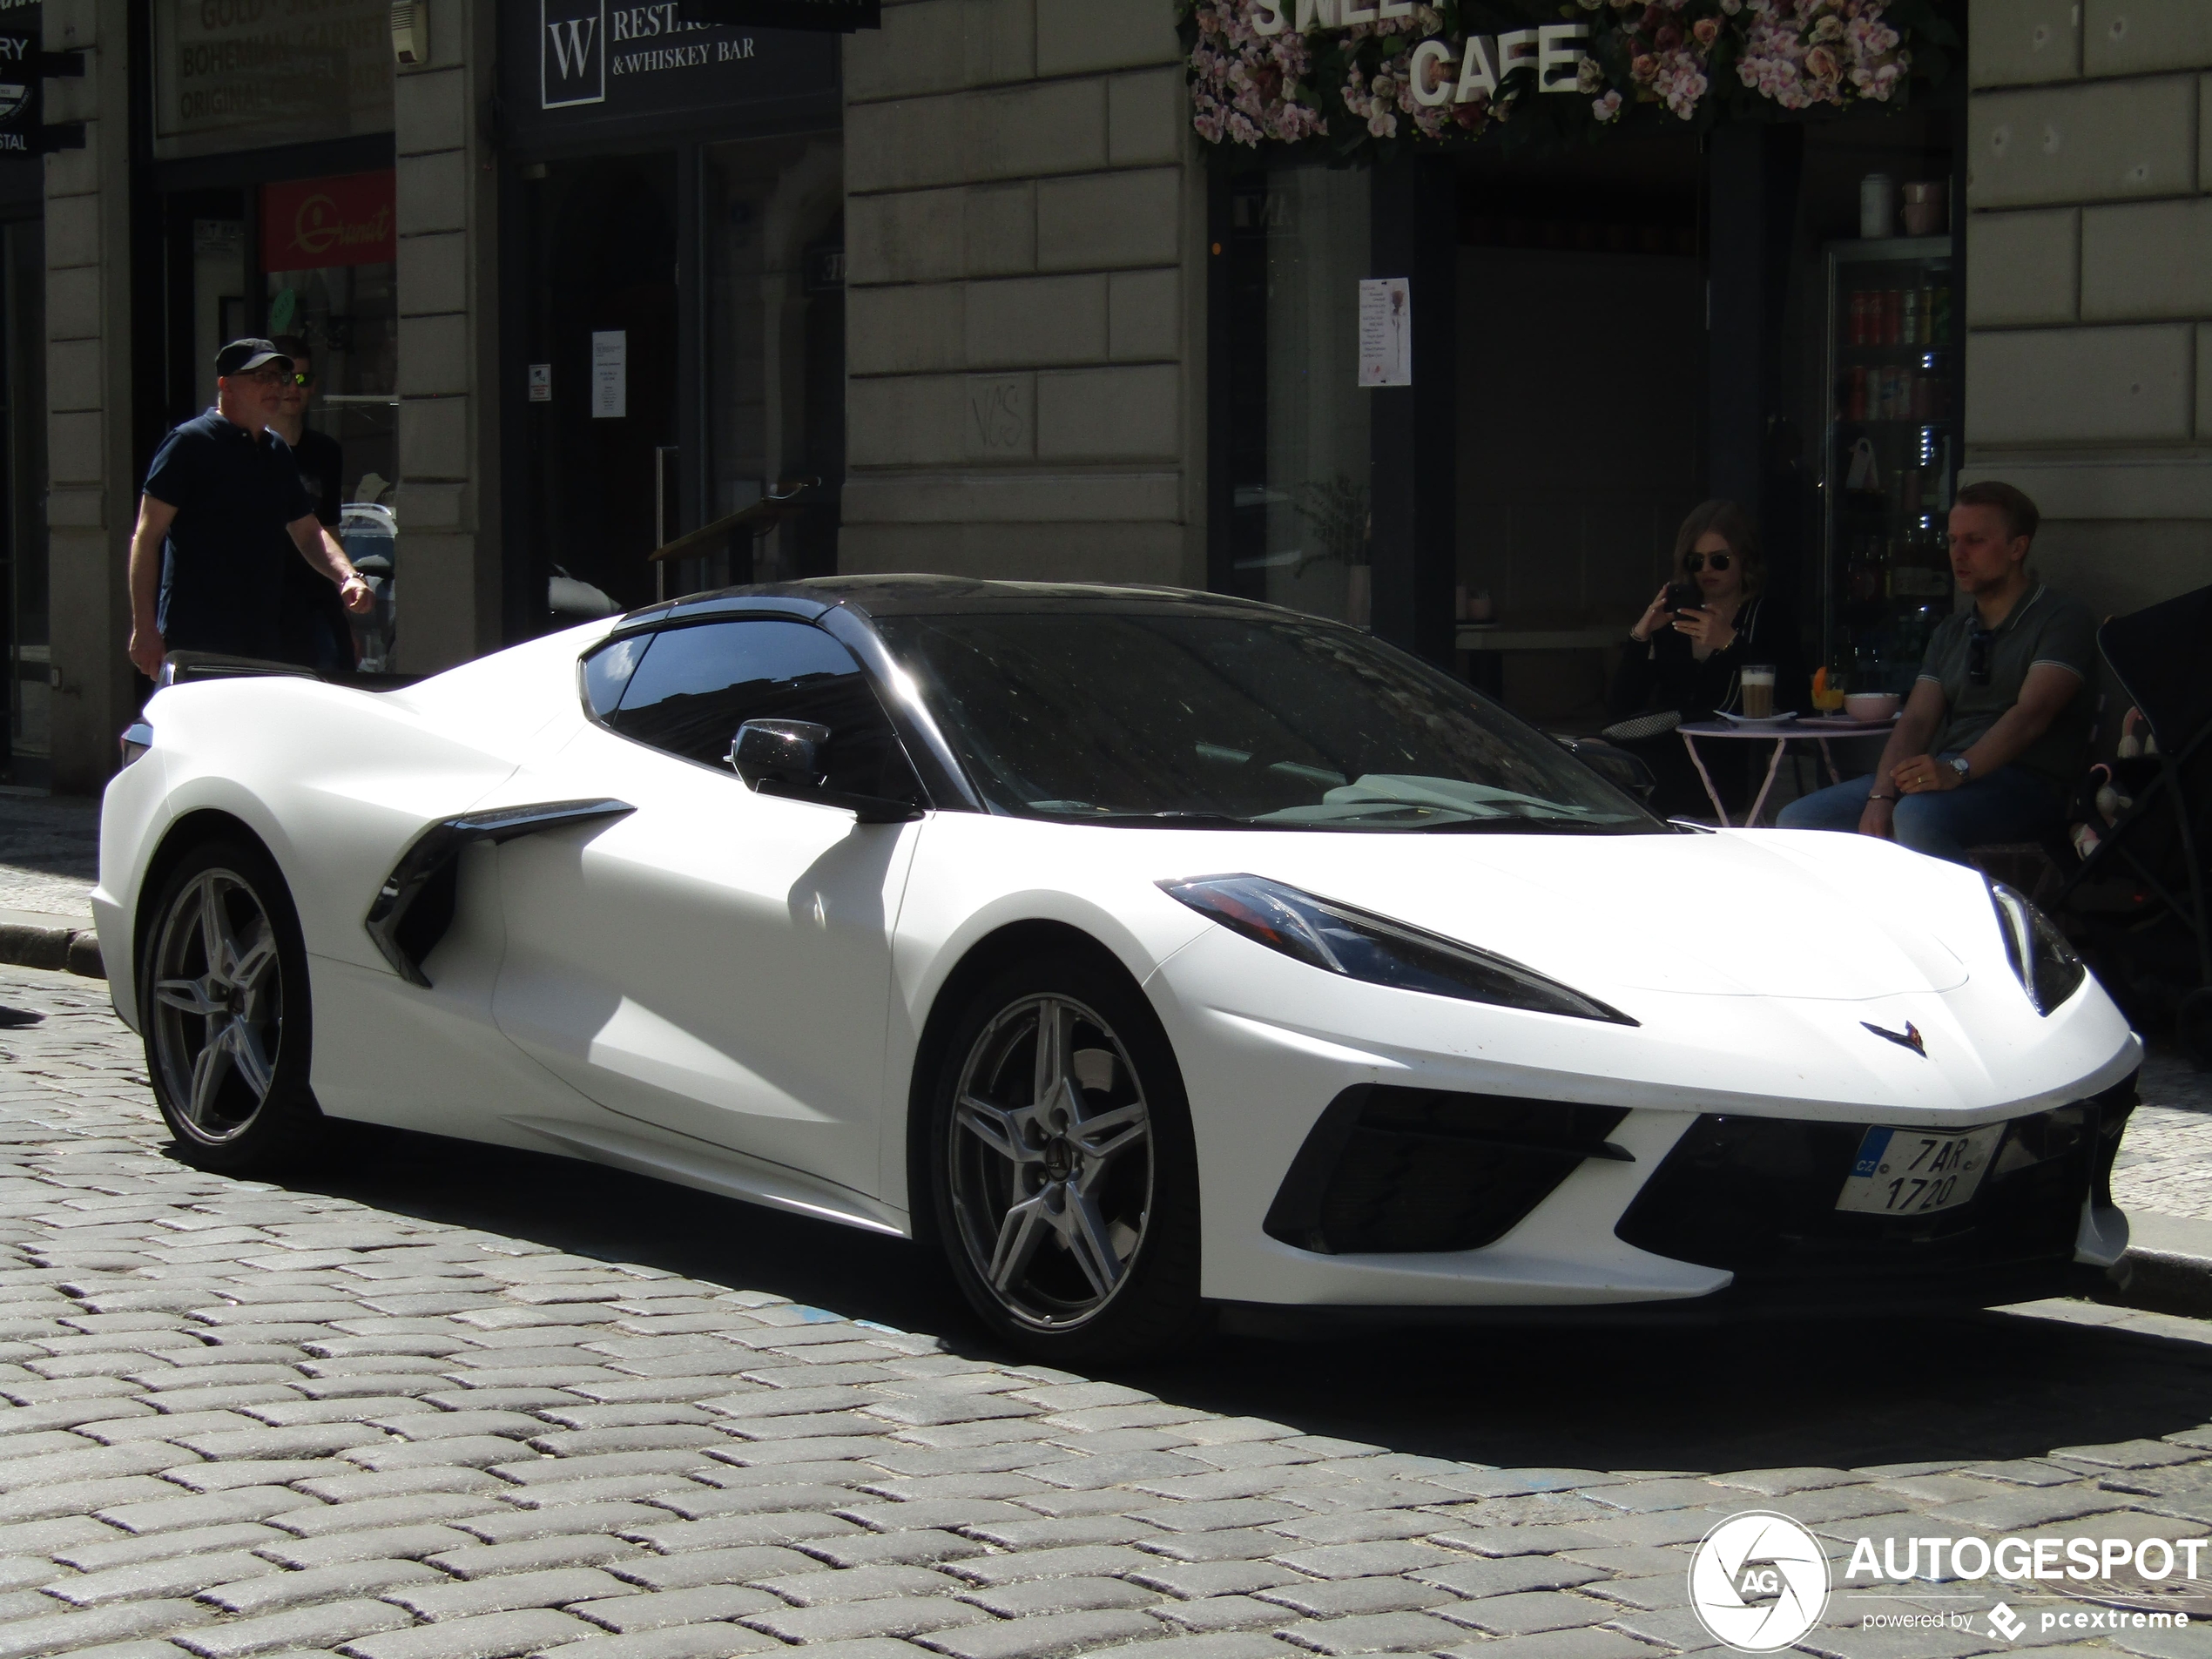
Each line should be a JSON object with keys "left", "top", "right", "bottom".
{"left": 624, "top": 575, "right": 1293, "bottom": 627}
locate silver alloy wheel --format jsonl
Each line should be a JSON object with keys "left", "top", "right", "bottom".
{"left": 150, "top": 868, "right": 285, "bottom": 1146}
{"left": 948, "top": 993, "right": 1154, "bottom": 1330}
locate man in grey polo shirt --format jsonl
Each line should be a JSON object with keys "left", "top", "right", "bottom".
{"left": 1779, "top": 482, "right": 2094, "bottom": 865}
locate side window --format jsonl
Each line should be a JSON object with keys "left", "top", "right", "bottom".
{"left": 606, "top": 618, "right": 920, "bottom": 800}
{"left": 582, "top": 632, "right": 651, "bottom": 718}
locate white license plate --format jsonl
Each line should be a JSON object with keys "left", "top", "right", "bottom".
{"left": 1834, "top": 1124, "right": 2004, "bottom": 1216}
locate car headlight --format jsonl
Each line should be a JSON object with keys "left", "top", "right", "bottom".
{"left": 118, "top": 721, "right": 153, "bottom": 768}
{"left": 1988, "top": 880, "right": 2086, "bottom": 1015}
{"left": 1159, "top": 873, "right": 1635, "bottom": 1025}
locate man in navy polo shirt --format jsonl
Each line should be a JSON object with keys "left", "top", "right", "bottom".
{"left": 126, "top": 338, "right": 374, "bottom": 678}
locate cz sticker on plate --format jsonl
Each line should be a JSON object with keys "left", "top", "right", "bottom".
{"left": 1835, "top": 1124, "right": 2004, "bottom": 1216}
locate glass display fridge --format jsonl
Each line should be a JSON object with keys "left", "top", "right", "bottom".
{"left": 1820, "top": 234, "right": 1961, "bottom": 693}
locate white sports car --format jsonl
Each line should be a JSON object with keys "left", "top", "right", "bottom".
{"left": 98, "top": 578, "right": 2141, "bottom": 1359}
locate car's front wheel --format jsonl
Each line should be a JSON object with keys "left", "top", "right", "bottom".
{"left": 140, "top": 838, "right": 320, "bottom": 1174}
{"left": 928, "top": 956, "right": 1204, "bottom": 1361}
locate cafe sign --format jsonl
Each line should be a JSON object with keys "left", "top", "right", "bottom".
{"left": 1246, "top": 4, "right": 1591, "bottom": 106}
{"left": 1182, "top": 0, "right": 1937, "bottom": 161}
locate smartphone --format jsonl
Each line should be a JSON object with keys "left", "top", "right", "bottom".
{"left": 1667, "top": 582, "right": 1702, "bottom": 613}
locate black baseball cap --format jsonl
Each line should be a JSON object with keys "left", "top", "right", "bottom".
{"left": 214, "top": 338, "right": 292, "bottom": 377}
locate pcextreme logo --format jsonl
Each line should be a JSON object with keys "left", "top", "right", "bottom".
{"left": 1690, "top": 1512, "right": 1831, "bottom": 1652}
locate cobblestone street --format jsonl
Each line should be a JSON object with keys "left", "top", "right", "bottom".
{"left": 2114, "top": 1055, "right": 2212, "bottom": 1225}
{"left": 0, "top": 962, "right": 2209, "bottom": 1659}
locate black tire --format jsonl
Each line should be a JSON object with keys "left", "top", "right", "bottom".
{"left": 928, "top": 954, "right": 1204, "bottom": 1363}
{"left": 138, "top": 837, "right": 322, "bottom": 1175}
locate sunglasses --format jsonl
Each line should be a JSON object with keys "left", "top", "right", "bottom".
{"left": 290, "top": 370, "right": 316, "bottom": 387}
{"left": 1967, "top": 626, "right": 1995, "bottom": 687}
{"left": 1683, "top": 551, "right": 1732, "bottom": 573}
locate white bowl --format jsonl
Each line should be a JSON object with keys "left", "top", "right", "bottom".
{"left": 1844, "top": 691, "right": 1900, "bottom": 721}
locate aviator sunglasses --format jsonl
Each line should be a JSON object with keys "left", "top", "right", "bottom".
{"left": 1683, "top": 551, "right": 1732, "bottom": 573}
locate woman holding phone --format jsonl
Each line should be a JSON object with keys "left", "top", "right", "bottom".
{"left": 1606, "top": 500, "right": 1804, "bottom": 817}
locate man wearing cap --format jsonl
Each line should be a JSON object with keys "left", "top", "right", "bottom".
{"left": 126, "top": 339, "right": 374, "bottom": 678}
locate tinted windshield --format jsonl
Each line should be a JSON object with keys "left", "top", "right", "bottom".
{"left": 874, "top": 609, "right": 1662, "bottom": 833}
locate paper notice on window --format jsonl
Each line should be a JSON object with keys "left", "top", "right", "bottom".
{"left": 591, "top": 331, "right": 626, "bottom": 419}
{"left": 1358, "top": 278, "right": 1411, "bottom": 388}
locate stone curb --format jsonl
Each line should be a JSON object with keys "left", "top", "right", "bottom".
{"left": 2109, "top": 1211, "right": 2212, "bottom": 1320}
{"left": 0, "top": 920, "right": 105, "bottom": 980}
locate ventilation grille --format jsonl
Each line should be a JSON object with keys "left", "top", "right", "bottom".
{"left": 1614, "top": 1074, "right": 2138, "bottom": 1290}
{"left": 1264, "top": 1086, "right": 1631, "bottom": 1256}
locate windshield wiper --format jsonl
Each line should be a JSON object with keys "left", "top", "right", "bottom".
{"left": 1028, "top": 809, "right": 1278, "bottom": 829}
{"left": 1414, "top": 816, "right": 1653, "bottom": 835}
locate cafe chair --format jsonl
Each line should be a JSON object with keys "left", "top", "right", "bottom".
{"left": 2049, "top": 583, "right": 2212, "bottom": 1069}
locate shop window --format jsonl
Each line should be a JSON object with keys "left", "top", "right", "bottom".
{"left": 152, "top": 0, "right": 394, "bottom": 162}
{"left": 1223, "top": 165, "right": 1372, "bottom": 628}
{"left": 263, "top": 170, "right": 399, "bottom": 670}
{"left": 1, "top": 217, "right": 42, "bottom": 782}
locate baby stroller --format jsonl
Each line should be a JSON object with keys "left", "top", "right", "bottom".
{"left": 2054, "top": 584, "right": 2212, "bottom": 1066}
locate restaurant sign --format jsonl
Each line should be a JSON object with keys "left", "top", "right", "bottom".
{"left": 506, "top": 0, "right": 836, "bottom": 142}
{"left": 262, "top": 170, "right": 397, "bottom": 273}
{"left": 670, "top": 0, "right": 878, "bottom": 28}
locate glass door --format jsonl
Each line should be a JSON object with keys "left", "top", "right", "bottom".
{"left": 262, "top": 170, "right": 399, "bottom": 667}
{"left": 1821, "top": 235, "right": 1960, "bottom": 694}
{"left": 1221, "top": 163, "right": 1372, "bottom": 627}
{"left": 519, "top": 155, "right": 680, "bottom": 626}
{"left": 694, "top": 130, "right": 846, "bottom": 593}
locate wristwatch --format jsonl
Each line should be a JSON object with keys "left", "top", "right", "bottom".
{"left": 1949, "top": 756, "right": 1972, "bottom": 781}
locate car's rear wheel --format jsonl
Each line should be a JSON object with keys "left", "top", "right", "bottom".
{"left": 929, "top": 956, "right": 1204, "bottom": 1361}
{"left": 140, "top": 838, "right": 320, "bottom": 1174}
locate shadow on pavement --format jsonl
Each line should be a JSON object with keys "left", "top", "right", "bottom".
{"left": 264, "top": 1116, "right": 2212, "bottom": 1478}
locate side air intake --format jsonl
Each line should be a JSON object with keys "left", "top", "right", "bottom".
{"left": 1263, "top": 1085, "right": 1631, "bottom": 1255}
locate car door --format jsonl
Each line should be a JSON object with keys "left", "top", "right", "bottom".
{"left": 490, "top": 617, "right": 924, "bottom": 1203}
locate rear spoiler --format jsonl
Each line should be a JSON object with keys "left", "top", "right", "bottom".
{"left": 158, "top": 651, "right": 421, "bottom": 691}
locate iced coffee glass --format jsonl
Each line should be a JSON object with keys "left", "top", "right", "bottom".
{"left": 1742, "top": 664, "right": 1777, "bottom": 718}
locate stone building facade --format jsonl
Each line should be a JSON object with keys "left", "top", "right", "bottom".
{"left": 19, "top": 0, "right": 2212, "bottom": 793}
{"left": 1964, "top": 1, "right": 2212, "bottom": 619}
{"left": 841, "top": 2, "right": 1204, "bottom": 589}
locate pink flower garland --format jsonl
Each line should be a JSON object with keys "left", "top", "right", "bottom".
{"left": 1727, "top": 0, "right": 1907, "bottom": 111}
{"left": 1188, "top": 0, "right": 1329, "bottom": 145}
{"left": 1184, "top": 0, "right": 1911, "bottom": 150}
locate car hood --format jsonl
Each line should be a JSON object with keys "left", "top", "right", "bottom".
{"left": 1143, "top": 825, "right": 1985, "bottom": 1003}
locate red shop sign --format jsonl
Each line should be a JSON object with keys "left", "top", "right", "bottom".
{"left": 261, "top": 171, "right": 396, "bottom": 272}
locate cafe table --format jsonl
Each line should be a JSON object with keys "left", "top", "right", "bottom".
{"left": 1676, "top": 713, "right": 1899, "bottom": 827}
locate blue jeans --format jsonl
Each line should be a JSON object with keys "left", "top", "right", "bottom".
{"left": 1776, "top": 758, "right": 2066, "bottom": 866}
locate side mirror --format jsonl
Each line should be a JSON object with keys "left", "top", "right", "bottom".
{"left": 731, "top": 718, "right": 828, "bottom": 786}
{"left": 728, "top": 718, "right": 921, "bottom": 825}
